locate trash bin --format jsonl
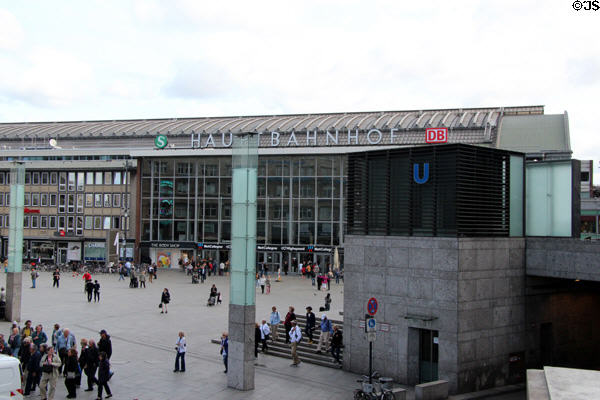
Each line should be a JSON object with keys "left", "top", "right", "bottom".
{"left": 379, "top": 377, "right": 393, "bottom": 390}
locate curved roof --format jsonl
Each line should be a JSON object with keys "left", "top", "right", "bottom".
{"left": 0, "top": 106, "right": 543, "bottom": 140}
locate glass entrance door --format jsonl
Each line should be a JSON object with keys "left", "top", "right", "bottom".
{"left": 57, "top": 248, "right": 68, "bottom": 264}
{"left": 419, "top": 329, "right": 439, "bottom": 383}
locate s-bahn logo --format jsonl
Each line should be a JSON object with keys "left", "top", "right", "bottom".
{"left": 425, "top": 128, "right": 448, "bottom": 144}
{"left": 155, "top": 134, "right": 168, "bottom": 149}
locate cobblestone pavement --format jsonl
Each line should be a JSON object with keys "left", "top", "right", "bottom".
{"left": 1, "top": 270, "right": 361, "bottom": 400}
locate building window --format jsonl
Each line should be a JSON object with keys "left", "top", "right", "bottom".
{"left": 59, "top": 172, "right": 67, "bottom": 191}
{"left": 58, "top": 216, "right": 65, "bottom": 230}
{"left": 113, "top": 193, "right": 121, "bottom": 208}
{"left": 581, "top": 171, "right": 590, "bottom": 182}
{"left": 85, "top": 193, "right": 93, "bottom": 207}
{"left": 0, "top": 193, "right": 3, "bottom": 206}
{"left": 68, "top": 172, "right": 76, "bottom": 191}
{"left": 104, "top": 194, "right": 112, "bottom": 208}
{"left": 32, "top": 172, "right": 40, "bottom": 185}
{"left": 77, "top": 172, "right": 85, "bottom": 191}
{"left": 94, "top": 216, "right": 102, "bottom": 230}
{"left": 24, "top": 215, "right": 30, "bottom": 228}
{"left": 25, "top": 172, "right": 31, "bottom": 185}
{"left": 113, "top": 172, "right": 121, "bottom": 185}
{"left": 85, "top": 216, "right": 93, "bottom": 230}
{"left": 41, "top": 193, "right": 48, "bottom": 207}
{"left": 86, "top": 172, "right": 94, "bottom": 185}
{"left": 40, "top": 216, "right": 48, "bottom": 229}
{"left": 31, "top": 215, "right": 38, "bottom": 228}
{"left": 24, "top": 193, "right": 30, "bottom": 206}
{"left": 95, "top": 172, "right": 102, "bottom": 184}
{"left": 50, "top": 172, "right": 58, "bottom": 185}
{"left": 103, "top": 216, "right": 111, "bottom": 229}
{"left": 67, "top": 216, "right": 75, "bottom": 231}
{"left": 123, "top": 194, "right": 129, "bottom": 209}
{"left": 104, "top": 172, "right": 112, "bottom": 185}
{"left": 50, "top": 194, "right": 57, "bottom": 207}
{"left": 112, "top": 216, "right": 120, "bottom": 229}
{"left": 58, "top": 194, "right": 66, "bottom": 213}
{"left": 0, "top": 172, "right": 4, "bottom": 184}
{"left": 49, "top": 216, "right": 57, "bottom": 229}
{"left": 67, "top": 194, "right": 75, "bottom": 213}
{"left": 77, "top": 194, "right": 84, "bottom": 213}
{"left": 76, "top": 216, "right": 83, "bottom": 235}
{"left": 41, "top": 172, "right": 49, "bottom": 185}
{"left": 94, "top": 194, "right": 102, "bottom": 207}
{"left": 31, "top": 193, "right": 39, "bottom": 207}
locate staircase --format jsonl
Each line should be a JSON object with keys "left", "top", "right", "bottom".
{"left": 214, "top": 314, "right": 344, "bottom": 369}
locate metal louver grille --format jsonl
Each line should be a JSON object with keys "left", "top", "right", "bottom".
{"left": 347, "top": 144, "right": 521, "bottom": 237}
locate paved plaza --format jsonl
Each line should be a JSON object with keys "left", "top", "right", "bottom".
{"left": 1, "top": 269, "right": 360, "bottom": 400}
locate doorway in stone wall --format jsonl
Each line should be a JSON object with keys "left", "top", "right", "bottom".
{"left": 419, "top": 329, "right": 439, "bottom": 383}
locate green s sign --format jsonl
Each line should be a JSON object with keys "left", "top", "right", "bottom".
{"left": 155, "top": 134, "right": 168, "bottom": 149}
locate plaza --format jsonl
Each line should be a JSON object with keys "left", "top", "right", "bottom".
{"left": 1, "top": 269, "right": 359, "bottom": 400}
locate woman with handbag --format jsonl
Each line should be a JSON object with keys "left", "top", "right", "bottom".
{"left": 160, "top": 288, "right": 171, "bottom": 313}
{"left": 63, "top": 348, "right": 79, "bottom": 398}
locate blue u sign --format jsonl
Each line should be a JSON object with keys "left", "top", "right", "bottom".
{"left": 413, "top": 163, "right": 429, "bottom": 184}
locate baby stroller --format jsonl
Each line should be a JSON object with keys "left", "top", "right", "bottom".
{"left": 192, "top": 272, "right": 199, "bottom": 284}
{"left": 207, "top": 293, "right": 217, "bottom": 306}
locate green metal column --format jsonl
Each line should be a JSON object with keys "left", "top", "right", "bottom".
{"left": 5, "top": 162, "right": 25, "bottom": 321}
{"left": 227, "top": 133, "right": 258, "bottom": 390}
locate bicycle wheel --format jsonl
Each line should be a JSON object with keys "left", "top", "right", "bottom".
{"left": 354, "top": 389, "right": 368, "bottom": 400}
{"left": 382, "top": 391, "right": 396, "bottom": 400}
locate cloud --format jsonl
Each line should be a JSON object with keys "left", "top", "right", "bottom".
{"left": 0, "top": 9, "right": 24, "bottom": 50}
{"left": 162, "top": 60, "right": 235, "bottom": 99}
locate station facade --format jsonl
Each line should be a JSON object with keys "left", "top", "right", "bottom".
{"left": 0, "top": 105, "right": 571, "bottom": 269}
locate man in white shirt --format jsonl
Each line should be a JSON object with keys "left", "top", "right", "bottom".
{"left": 289, "top": 321, "right": 302, "bottom": 366}
{"left": 174, "top": 331, "right": 186, "bottom": 372}
{"left": 260, "top": 320, "right": 271, "bottom": 353}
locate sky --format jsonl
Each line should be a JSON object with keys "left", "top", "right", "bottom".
{"left": 0, "top": 0, "right": 599, "bottom": 166}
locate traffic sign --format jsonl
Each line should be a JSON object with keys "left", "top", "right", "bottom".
{"left": 367, "top": 297, "right": 378, "bottom": 316}
{"left": 367, "top": 318, "right": 377, "bottom": 332}
{"left": 367, "top": 332, "right": 376, "bottom": 342}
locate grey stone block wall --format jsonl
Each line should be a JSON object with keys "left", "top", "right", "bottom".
{"left": 526, "top": 238, "right": 600, "bottom": 282}
{"left": 343, "top": 235, "right": 526, "bottom": 395}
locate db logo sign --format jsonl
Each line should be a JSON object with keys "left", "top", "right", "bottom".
{"left": 425, "top": 128, "right": 448, "bottom": 144}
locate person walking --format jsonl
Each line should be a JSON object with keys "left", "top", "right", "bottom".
{"left": 284, "top": 306, "right": 296, "bottom": 344}
{"left": 53, "top": 268, "right": 60, "bottom": 288}
{"left": 82, "top": 339, "right": 99, "bottom": 392}
{"left": 173, "top": 331, "right": 186, "bottom": 373}
{"left": 31, "top": 268, "right": 38, "bottom": 288}
{"left": 139, "top": 271, "right": 146, "bottom": 288}
{"left": 85, "top": 280, "right": 94, "bottom": 302}
{"left": 160, "top": 288, "right": 170, "bottom": 313}
{"left": 39, "top": 347, "right": 62, "bottom": 400}
{"left": 289, "top": 321, "right": 302, "bottom": 366}
{"left": 24, "top": 343, "right": 42, "bottom": 396}
{"left": 220, "top": 332, "right": 228, "bottom": 373}
{"left": 330, "top": 325, "right": 343, "bottom": 365}
{"left": 254, "top": 323, "right": 261, "bottom": 358}
{"left": 98, "top": 330, "right": 112, "bottom": 360}
{"left": 8, "top": 326, "right": 20, "bottom": 357}
{"left": 118, "top": 263, "right": 125, "bottom": 281}
{"left": 259, "top": 275, "right": 266, "bottom": 294}
{"left": 96, "top": 351, "right": 113, "bottom": 399}
{"left": 63, "top": 348, "right": 79, "bottom": 398}
{"left": 315, "top": 314, "right": 333, "bottom": 354}
{"left": 265, "top": 276, "right": 271, "bottom": 294}
{"left": 93, "top": 280, "right": 101, "bottom": 302}
{"left": 305, "top": 306, "right": 316, "bottom": 344}
{"left": 148, "top": 264, "right": 154, "bottom": 283}
{"left": 260, "top": 320, "right": 270, "bottom": 353}
{"left": 269, "top": 306, "right": 281, "bottom": 342}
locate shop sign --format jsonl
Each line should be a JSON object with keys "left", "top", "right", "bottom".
{"left": 141, "top": 241, "right": 196, "bottom": 249}
{"left": 198, "top": 243, "right": 231, "bottom": 250}
{"left": 85, "top": 242, "right": 105, "bottom": 248}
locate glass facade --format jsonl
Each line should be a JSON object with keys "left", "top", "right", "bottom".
{"left": 140, "top": 155, "right": 346, "bottom": 249}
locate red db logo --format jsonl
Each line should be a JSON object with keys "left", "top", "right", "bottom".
{"left": 425, "top": 128, "right": 448, "bottom": 144}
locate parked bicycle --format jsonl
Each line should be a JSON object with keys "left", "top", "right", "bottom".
{"left": 354, "top": 372, "right": 395, "bottom": 400}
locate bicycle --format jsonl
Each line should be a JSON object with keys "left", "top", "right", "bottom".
{"left": 354, "top": 372, "right": 395, "bottom": 400}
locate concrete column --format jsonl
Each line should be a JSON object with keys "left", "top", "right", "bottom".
{"left": 228, "top": 133, "right": 258, "bottom": 391}
{"left": 6, "top": 162, "right": 25, "bottom": 322}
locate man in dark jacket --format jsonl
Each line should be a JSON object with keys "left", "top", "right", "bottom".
{"left": 81, "top": 338, "right": 99, "bottom": 391}
{"left": 305, "top": 306, "right": 316, "bottom": 344}
{"left": 24, "top": 343, "right": 42, "bottom": 395}
{"left": 98, "top": 330, "right": 112, "bottom": 359}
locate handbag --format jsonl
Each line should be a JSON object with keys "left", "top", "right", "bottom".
{"left": 42, "top": 364, "right": 53, "bottom": 373}
{"left": 66, "top": 371, "right": 78, "bottom": 379}
{"left": 158, "top": 302, "right": 163, "bottom": 308}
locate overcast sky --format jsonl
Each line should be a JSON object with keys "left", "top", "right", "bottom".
{"left": 0, "top": 0, "right": 598, "bottom": 165}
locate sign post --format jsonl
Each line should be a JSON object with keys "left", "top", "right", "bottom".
{"left": 365, "top": 297, "right": 378, "bottom": 384}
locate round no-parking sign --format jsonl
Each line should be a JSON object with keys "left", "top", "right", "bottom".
{"left": 367, "top": 297, "right": 378, "bottom": 316}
